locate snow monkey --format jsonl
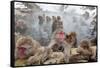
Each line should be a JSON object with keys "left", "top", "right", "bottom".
{"left": 15, "top": 36, "right": 41, "bottom": 60}
{"left": 15, "top": 20, "right": 28, "bottom": 35}
{"left": 56, "top": 16, "right": 63, "bottom": 29}
{"left": 43, "top": 52, "right": 65, "bottom": 64}
{"left": 48, "top": 28, "right": 72, "bottom": 63}
{"left": 77, "top": 39, "right": 96, "bottom": 61}
{"left": 49, "top": 29, "right": 65, "bottom": 51}
{"left": 15, "top": 36, "right": 54, "bottom": 65}
{"left": 52, "top": 16, "right": 57, "bottom": 33}
{"left": 44, "top": 16, "right": 52, "bottom": 40}
{"left": 27, "top": 47, "right": 53, "bottom": 65}
{"left": 38, "top": 15, "right": 44, "bottom": 25}
{"left": 64, "top": 34, "right": 77, "bottom": 63}
{"left": 69, "top": 32, "right": 77, "bottom": 48}
{"left": 52, "top": 16, "right": 63, "bottom": 33}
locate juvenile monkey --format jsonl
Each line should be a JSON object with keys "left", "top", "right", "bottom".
{"left": 77, "top": 39, "right": 97, "bottom": 61}
{"left": 64, "top": 34, "right": 75, "bottom": 63}
{"left": 70, "top": 32, "right": 77, "bottom": 48}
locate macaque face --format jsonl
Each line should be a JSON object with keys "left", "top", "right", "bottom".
{"left": 17, "top": 46, "right": 27, "bottom": 59}
{"left": 65, "top": 35, "right": 72, "bottom": 43}
{"left": 80, "top": 40, "right": 89, "bottom": 49}
{"left": 17, "top": 42, "right": 33, "bottom": 59}
{"left": 55, "top": 31, "right": 65, "bottom": 43}
{"left": 65, "top": 32, "right": 77, "bottom": 44}
{"left": 16, "top": 21, "right": 25, "bottom": 29}
{"left": 17, "top": 44, "right": 33, "bottom": 59}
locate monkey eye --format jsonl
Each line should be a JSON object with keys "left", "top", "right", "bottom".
{"left": 17, "top": 47, "right": 26, "bottom": 51}
{"left": 57, "top": 32, "right": 65, "bottom": 35}
{"left": 20, "top": 44, "right": 33, "bottom": 49}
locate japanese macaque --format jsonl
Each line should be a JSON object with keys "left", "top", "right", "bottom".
{"left": 15, "top": 36, "right": 41, "bottom": 60}
{"left": 48, "top": 28, "right": 71, "bottom": 63}
{"left": 15, "top": 20, "right": 27, "bottom": 35}
{"left": 77, "top": 40, "right": 96, "bottom": 62}
{"left": 38, "top": 15, "right": 48, "bottom": 46}
{"left": 77, "top": 40, "right": 93, "bottom": 60}
{"left": 52, "top": 16, "right": 57, "bottom": 33}
{"left": 57, "top": 16, "right": 61, "bottom": 22}
{"left": 56, "top": 16, "right": 63, "bottom": 29}
{"left": 46, "top": 16, "right": 51, "bottom": 23}
{"left": 52, "top": 16, "right": 63, "bottom": 33}
{"left": 70, "top": 32, "right": 77, "bottom": 48}
{"left": 27, "top": 47, "right": 53, "bottom": 65}
{"left": 44, "top": 52, "right": 65, "bottom": 64}
{"left": 43, "top": 16, "right": 52, "bottom": 40}
{"left": 64, "top": 34, "right": 74, "bottom": 63}
{"left": 38, "top": 15, "right": 44, "bottom": 25}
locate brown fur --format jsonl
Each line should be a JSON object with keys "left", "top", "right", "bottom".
{"left": 15, "top": 36, "right": 41, "bottom": 60}
{"left": 65, "top": 32, "right": 77, "bottom": 48}
{"left": 77, "top": 40, "right": 93, "bottom": 60}
{"left": 27, "top": 47, "right": 53, "bottom": 65}
{"left": 44, "top": 52, "right": 65, "bottom": 64}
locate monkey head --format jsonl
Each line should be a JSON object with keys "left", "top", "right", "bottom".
{"left": 57, "top": 16, "right": 61, "bottom": 21}
{"left": 16, "top": 36, "right": 35, "bottom": 59}
{"left": 65, "top": 34, "right": 72, "bottom": 44}
{"left": 80, "top": 40, "right": 90, "bottom": 49}
{"left": 53, "top": 29, "right": 65, "bottom": 43}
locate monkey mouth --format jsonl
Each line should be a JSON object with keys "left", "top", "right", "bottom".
{"left": 17, "top": 47, "right": 26, "bottom": 59}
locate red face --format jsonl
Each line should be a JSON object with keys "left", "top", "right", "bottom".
{"left": 55, "top": 31, "right": 65, "bottom": 42}
{"left": 17, "top": 46, "right": 27, "bottom": 59}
